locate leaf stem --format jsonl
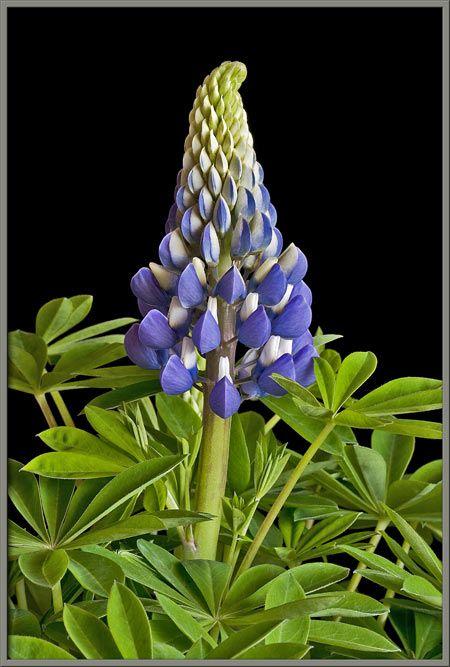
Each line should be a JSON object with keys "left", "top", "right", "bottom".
{"left": 236, "top": 420, "right": 336, "bottom": 576}
{"left": 378, "top": 531, "right": 414, "bottom": 628}
{"left": 15, "top": 578, "right": 28, "bottom": 610}
{"left": 52, "top": 582, "right": 63, "bottom": 614}
{"left": 51, "top": 391, "right": 75, "bottom": 427}
{"left": 35, "top": 393, "right": 58, "bottom": 428}
{"left": 264, "top": 414, "right": 281, "bottom": 435}
{"left": 346, "top": 517, "right": 390, "bottom": 593}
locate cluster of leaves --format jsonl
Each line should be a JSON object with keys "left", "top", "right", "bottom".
{"left": 7, "top": 296, "right": 443, "bottom": 660}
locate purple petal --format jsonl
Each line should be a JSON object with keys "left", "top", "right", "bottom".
{"left": 177, "top": 263, "right": 206, "bottom": 308}
{"left": 250, "top": 211, "right": 273, "bottom": 252}
{"left": 255, "top": 264, "right": 287, "bottom": 306}
{"left": 131, "top": 268, "right": 170, "bottom": 311}
{"left": 292, "top": 329, "right": 314, "bottom": 354}
{"left": 258, "top": 353, "right": 296, "bottom": 396}
{"left": 213, "top": 195, "right": 231, "bottom": 236}
{"left": 292, "top": 280, "right": 312, "bottom": 306}
{"left": 209, "top": 377, "right": 241, "bottom": 418}
{"left": 160, "top": 355, "right": 194, "bottom": 394}
{"left": 271, "top": 295, "right": 312, "bottom": 339}
{"left": 192, "top": 311, "right": 221, "bottom": 354}
{"left": 231, "top": 218, "right": 252, "bottom": 258}
{"left": 125, "top": 324, "right": 161, "bottom": 370}
{"left": 261, "top": 228, "right": 283, "bottom": 261}
{"left": 200, "top": 222, "right": 220, "bottom": 266}
{"left": 215, "top": 266, "right": 247, "bottom": 304}
{"left": 279, "top": 245, "right": 308, "bottom": 284}
{"left": 139, "top": 310, "right": 177, "bottom": 349}
{"left": 293, "top": 344, "right": 318, "bottom": 386}
{"left": 181, "top": 206, "right": 203, "bottom": 245}
{"left": 268, "top": 203, "right": 278, "bottom": 227}
{"left": 238, "top": 305, "right": 271, "bottom": 349}
{"left": 235, "top": 187, "right": 256, "bottom": 220}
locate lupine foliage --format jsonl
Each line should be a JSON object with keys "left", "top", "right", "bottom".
{"left": 7, "top": 62, "right": 443, "bottom": 660}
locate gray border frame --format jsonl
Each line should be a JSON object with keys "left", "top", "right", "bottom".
{"left": 0, "top": 0, "right": 448, "bottom": 665}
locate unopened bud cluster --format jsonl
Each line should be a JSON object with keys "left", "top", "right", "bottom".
{"left": 126, "top": 62, "right": 317, "bottom": 418}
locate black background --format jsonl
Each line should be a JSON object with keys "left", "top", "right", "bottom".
{"left": 8, "top": 6, "right": 443, "bottom": 466}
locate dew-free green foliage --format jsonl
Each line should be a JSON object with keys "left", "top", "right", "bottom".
{"left": 7, "top": 293, "right": 443, "bottom": 660}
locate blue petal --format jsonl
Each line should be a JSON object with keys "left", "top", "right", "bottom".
{"left": 293, "top": 344, "right": 318, "bottom": 386}
{"left": 231, "top": 218, "right": 252, "bottom": 258}
{"left": 213, "top": 195, "right": 231, "bottom": 236}
{"left": 209, "top": 377, "right": 241, "bottom": 418}
{"left": 292, "top": 329, "right": 314, "bottom": 354}
{"left": 200, "top": 222, "right": 220, "bottom": 266}
{"left": 268, "top": 203, "right": 277, "bottom": 227}
{"left": 235, "top": 187, "right": 256, "bottom": 220}
{"left": 215, "top": 266, "right": 247, "bottom": 304}
{"left": 160, "top": 355, "right": 194, "bottom": 394}
{"left": 255, "top": 264, "right": 287, "bottom": 306}
{"left": 165, "top": 203, "right": 177, "bottom": 234}
{"left": 258, "top": 184, "right": 271, "bottom": 212}
{"left": 181, "top": 206, "right": 204, "bottom": 245}
{"left": 131, "top": 268, "right": 170, "bottom": 311}
{"left": 271, "top": 295, "right": 312, "bottom": 339}
{"left": 139, "top": 310, "right": 178, "bottom": 349}
{"left": 238, "top": 305, "right": 271, "bottom": 348}
{"left": 258, "top": 353, "right": 295, "bottom": 396}
{"left": 125, "top": 324, "right": 161, "bottom": 370}
{"left": 177, "top": 263, "right": 206, "bottom": 308}
{"left": 261, "top": 228, "right": 283, "bottom": 261}
{"left": 292, "top": 280, "right": 312, "bottom": 306}
{"left": 192, "top": 311, "right": 221, "bottom": 354}
{"left": 250, "top": 211, "right": 273, "bottom": 252}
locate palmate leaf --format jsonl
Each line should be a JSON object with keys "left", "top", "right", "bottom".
{"left": 67, "top": 551, "right": 125, "bottom": 596}
{"left": 308, "top": 620, "right": 400, "bottom": 653}
{"left": 206, "top": 621, "right": 282, "bottom": 658}
{"left": 8, "top": 331, "right": 47, "bottom": 391}
{"left": 156, "top": 593, "right": 216, "bottom": 647}
{"left": 371, "top": 431, "right": 415, "bottom": 487}
{"left": 8, "top": 635, "right": 75, "bottom": 659}
{"left": 8, "top": 609, "right": 41, "bottom": 638}
{"left": 47, "top": 316, "right": 137, "bottom": 356}
{"left": 264, "top": 569, "right": 310, "bottom": 645}
{"left": 18, "top": 549, "right": 69, "bottom": 588}
{"left": 351, "top": 377, "right": 442, "bottom": 416}
{"left": 228, "top": 413, "right": 251, "bottom": 494}
{"left": 331, "top": 351, "right": 378, "bottom": 412}
{"left": 8, "top": 459, "right": 48, "bottom": 540}
{"left": 36, "top": 296, "right": 93, "bottom": 344}
{"left": 85, "top": 378, "right": 161, "bottom": 410}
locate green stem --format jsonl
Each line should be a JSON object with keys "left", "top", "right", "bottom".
{"left": 15, "top": 578, "right": 28, "bottom": 610}
{"left": 52, "top": 582, "right": 63, "bottom": 613}
{"left": 35, "top": 393, "right": 58, "bottom": 428}
{"left": 50, "top": 391, "right": 75, "bottom": 427}
{"left": 194, "top": 294, "right": 236, "bottom": 560}
{"left": 378, "top": 531, "right": 414, "bottom": 628}
{"left": 264, "top": 414, "right": 281, "bottom": 435}
{"left": 346, "top": 517, "right": 390, "bottom": 593}
{"left": 237, "top": 421, "right": 336, "bottom": 576}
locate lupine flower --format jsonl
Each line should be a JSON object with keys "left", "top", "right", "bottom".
{"left": 126, "top": 61, "right": 318, "bottom": 418}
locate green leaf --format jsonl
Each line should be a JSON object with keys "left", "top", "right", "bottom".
{"left": 8, "top": 331, "right": 47, "bottom": 390}
{"left": 332, "top": 351, "right": 377, "bottom": 412}
{"left": 414, "top": 611, "right": 442, "bottom": 658}
{"left": 262, "top": 395, "right": 346, "bottom": 455}
{"left": 48, "top": 317, "right": 136, "bottom": 355}
{"left": 340, "top": 544, "right": 406, "bottom": 578}
{"left": 155, "top": 393, "right": 201, "bottom": 439}
{"left": 67, "top": 551, "right": 124, "bottom": 596}
{"left": 288, "top": 495, "right": 339, "bottom": 520}
{"left": 8, "top": 520, "right": 46, "bottom": 555}
{"left": 229, "top": 593, "right": 348, "bottom": 626}
{"left": 265, "top": 570, "right": 309, "bottom": 644}
{"left": 63, "top": 604, "right": 121, "bottom": 658}
{"left": 63, "top": 512, "right": 166, "bottom": 549}
{"left": 371, "top": 431, "right": 415, "bottom": 487}
{"left": 223, "top": 564, "right": 284, "bottom": 612}
{"left": 351, "top": 377, "right": 442, "bottom": 416}
{"left": 107, "top": 581, "right": 153, "bottom": 659}
{"left": 296, "top": 512, "right": 361, "bottom": 555}
{"left": 62, "top": 455, "right": 183, "bottom": 542}
{"left": 39, "top": 476, "right": 75, "bottom": 542}
{"left": 334, "top": 410, "right": 393, "bottom": 429}
{"left": 23, "top": 452, "right": 128, "bottom": 479}
{"left": 271, "top": 374, "right": 323, "bottom": 407}
{"left": 309, "top": 591, "right": 388, "bottom": 618}
{"left": 240, "top": 642, "right": 310, "bottom": 659}
{"left": 54, "top": 340, "right": 125, "bottom": 375}
{"left": 375, "top": 418, "right": 442, "bottom": 439}
{"left": 156, "top": 593, "right": 215, "bottom": 646}
{"left": 8, "top": 635, "right": 75, "bottom": 659}
{"left": 280, "top": 563, "right": 349, "bottom": 593}
{"left": 341, "top": 445, "right": 387, "bottom": 504}
{"left": 36, "top": 297, "right": 74, "bottom": 343}
{"left": 240, "top": 411, "right": 265, "bottom": 460}
{"left": 308, "top": 620, "right": 399, "bottom": 652}
{"left": 84, "top": 406, "right": 142, "bottom": 459}
{"left": 383, "top": 506, "right": 442, "bottom": 582}
{"left": 228, "top": 414, "right": 251, "bottom": 493}
{"left": 314, "top": 357, "right": 336, "bottom": 408}
{"left": 206, "top": 621, "right": 282, "bottom": 658}
{"left": 401, "top": 574, "right": 442, "bottom": 608}
{"left": 38, "top": 426, "right": 135, "bottom": 466}
{"left": 181, "top": 560, "right": 230, "bottom": 616}
{"left": 410, "top": 459, "right": 442, "bottom": 483}
{"left": 86, "top": 379, "right": 161, "bottom": 410}
{"left": 8, "top": 609, "right": 41, "bottom": 638}
{"left": 313, "top": 333, "right": 343, "bottom": 348}
{"left": 8, "top": 459, "right": 48, "bottom": 540}
{"left": 19, "top": 549, "right": 68, "bottom": 588}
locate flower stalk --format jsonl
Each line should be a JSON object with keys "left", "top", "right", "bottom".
{"left": 237, "top": 420, "right": 336, "bottom": 576}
